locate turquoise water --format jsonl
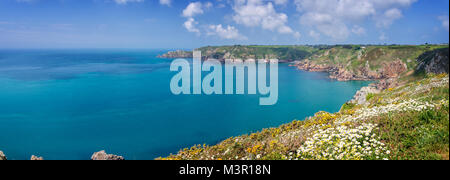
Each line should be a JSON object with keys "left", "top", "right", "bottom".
{"left": 0, "top": 49, "right": 371, "bottom": 160}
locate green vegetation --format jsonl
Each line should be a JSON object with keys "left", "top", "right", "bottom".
{"left": 158, "top": 45, "right": 449, "bottom": 160}
{"left": 159, "top": 74, "right": 449, "bottom": 160}
{"left": 366, "top": 93, "right": 375, "bottom": 101}
{"left": 196, "top": 45, "right": 318, "bottom": 60}
{"left": 305, "top": 45, "right": 447, "bottom": 72}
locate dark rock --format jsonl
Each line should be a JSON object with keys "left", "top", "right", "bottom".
{"left": 91, "top": 150, "right": 125, "bottom": 160}
{"left": 416, "top": 48, "right": 449, "bottom": 74}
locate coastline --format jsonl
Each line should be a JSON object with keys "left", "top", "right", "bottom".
{"left": 1, "top": 46, "right": 448, "bottom": 160}
{"left": 158, "top": 46, "right": 449, "bottom": 160}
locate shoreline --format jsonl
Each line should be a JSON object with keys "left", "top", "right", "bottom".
{"left": 0, "top": 62, "right": 373, "bottom": 161}
{"left": 1, "top": 46, "right": 448, "bottom": 160}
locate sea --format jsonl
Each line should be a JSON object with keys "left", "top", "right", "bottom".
{"left": 0, "top": 49, "right": 371, "bottom": 160}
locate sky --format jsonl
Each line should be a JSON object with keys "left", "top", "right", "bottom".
{"left": 0, "top": 0, "right": 448, "bottom": 49}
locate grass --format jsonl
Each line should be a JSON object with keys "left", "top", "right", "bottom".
{"left": 375, "top": 108, "right": 449, "bottom": 160}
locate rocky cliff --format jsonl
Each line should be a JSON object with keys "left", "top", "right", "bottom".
{"left": 159, "top": 45, "right": 448, "bottom": 81}
{"left": 416, "top": 48, "right": 449, "bottom": 74}
{"left": 293, "top": 45, "right": 447, "bottom": 81}
{"left": 157, "top": 50, "right": 193, "bottom": 58}
{"left": 295, "top": 59, "right": 408, "bottom": 81}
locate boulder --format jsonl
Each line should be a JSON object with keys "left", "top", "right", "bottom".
{"left": 31, "top": 155, "right": 44, "bottom": 160}
{"left": 91, "top": 150, "right": 125, "bottom": 160}
{"left": 0, "top": 151, "right": 6, "bottom": 160}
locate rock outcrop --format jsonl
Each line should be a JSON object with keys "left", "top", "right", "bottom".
{"left": 91, "top": 150, "right": 125, "bottom": 160}
{"left": 416, "top": 48, "right": 449, "bottom": 74}
{"left": 158, "top": 50, "right": 192, "bottom": 58}
{"left": 295, "top": 60, "right": 408, "bottom": 81}
{"left": 350, "top": 86, "right": 380, "bottom": 105}
{"left": 31, "top": 155, "right": 44, "bottom": 160}
{"left": 381, "top": 60, "right": 408, "bottom": 78}
{"left": 0, "top": 151, "right": 6, "bottom": 160}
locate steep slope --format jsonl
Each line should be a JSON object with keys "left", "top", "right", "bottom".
{"left": 294, "top": 45, "right": 449, "bottom": 81}
{"left": 416, "top": 48, "right": 449, "bottom": 74}
{"left": 158, "top": 43, "right": 449, "bottom": 161}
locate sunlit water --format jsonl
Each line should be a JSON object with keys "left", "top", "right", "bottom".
{"left": 0, "top": 49, "right": 371, "bottom": 160}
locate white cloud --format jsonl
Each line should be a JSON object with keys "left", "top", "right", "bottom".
{"left": 114, "top": 0, "right": 144, "bottom": 5}
{"left": 294, "top": 0, "right": 417, "bottom": 40}
{"left": 351, "top": 25, "right": 366, "bottom": 35}
{"left": 159, "top": 0, "right": 171, "bottom": 6}
{"left": 207, "top": 24, "right": 247, "bottom": 40}
{"left": 184, "top": 18, "right": 200, "bottom": 34}
{"left": 300, "top": 12, "right": 349, "bottom": 40}
{"left": 232, "top": 0, "right": 300, "bottom": 38}
{"left": 181, "top": 2, "right": 209, "bottom": 34}
{"left": 309, "top": 30, "right": 320, "bottom": 39}
{"left": 375, "top": 8, "right": 403, "bottom": 28}
{"left": 182, "top": 2, "right": 204, "bottom": 17}
{"left": 439, "top": 15, "right": 449, "bottom": 32}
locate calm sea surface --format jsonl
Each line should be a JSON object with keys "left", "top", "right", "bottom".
{"left": 0, "top": 49, "right": 371, "bottom": 160}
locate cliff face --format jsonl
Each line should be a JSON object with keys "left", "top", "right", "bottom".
{"left": 294, "top": 46, "right": 447, "bottom": 81}
{"left": 416, "top": 48, "right": 449, "bottom": 74}
{"left": 296, "top": 59, "right": 408, "bottom": 81}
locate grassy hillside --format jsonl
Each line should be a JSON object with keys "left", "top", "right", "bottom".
{"left": 158, "top": 45, "right": 449, "bottom": 160}
{"left": 188, "top": 45, "right": 449, "bottom": 81}
{"left": 305, "top": 45, "right": 448, "bottom": 73}
{"left": 194, "top": 45, "right": 447, "bottom": 62}
{"left": 196, "top": 45, "right": 318, "bottom": 60}
{"left": 159, "top": 73, "right": 449, "bottom": 160}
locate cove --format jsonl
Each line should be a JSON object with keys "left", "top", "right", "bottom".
{"left": 0, "top": 49, "right": 372, "bottom": 160}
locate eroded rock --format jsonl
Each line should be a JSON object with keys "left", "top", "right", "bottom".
{"left": 158, "top": 50, "right": 193, "bottom": 58}
{"left": 91, "top": 150, "right": 125, "bottom": 160}
{"left": 31, "top": 155, "right": 44, "bottom": 160}
{"left": 350, "top": 86, "right": 380, "bottom": 105}
{"left": 381, "top": 60, "right": 408, "bottom": 78}
{"left": 0, "top": 151, "right": 6, "bottom": 160}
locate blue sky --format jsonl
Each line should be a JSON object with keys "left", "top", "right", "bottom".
{"left": 0, "top": 0, "right": 448, "bottom": 49}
